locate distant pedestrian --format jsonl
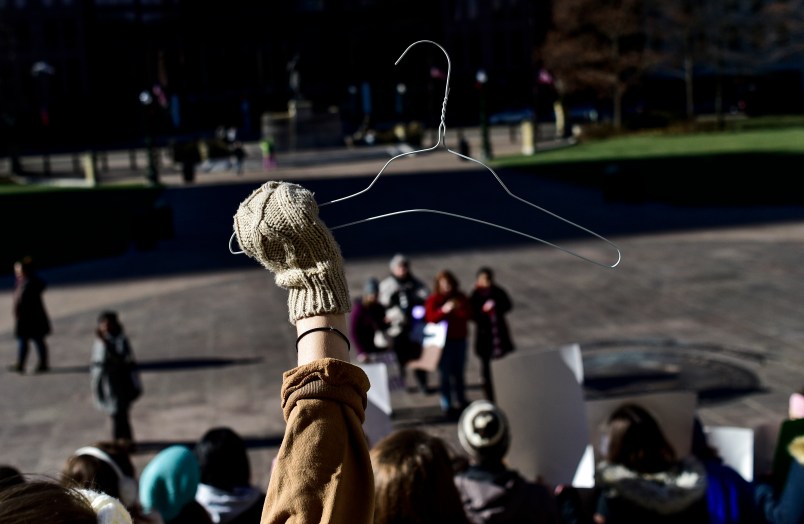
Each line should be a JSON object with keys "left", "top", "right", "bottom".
{"left": 349, "top": 277, "right": 388, "bottom": 362}
{"left": 9, "top": 256, "right": 51, "bottom": 374}
{"left": 425, "top": 269, "right": 471, "bottom": 417}
{"left": 458, "top": 129, "right": 471, "bottom": 160}
{"left": 260, "top": 136, "right": 277, "bottom": 170}
{"left": 469, "top": 267, "right": 515, "bottom": 403}
{"left": 91, "top": 311, "right": 142, "bottom": 449}
{"left": 378, "top": 254, "right": 430, "bottom": 393}
{"left": 181, "top": 141, "right": 201, "bottom": 184}
{"left": 232, "top": 141, "right": 246, "bottom": 175}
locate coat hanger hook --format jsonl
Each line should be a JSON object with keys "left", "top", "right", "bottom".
{"left": 395, "top": 40, "right": 450, "bottom": 145}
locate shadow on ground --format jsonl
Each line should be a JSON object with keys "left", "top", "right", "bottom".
{"left": 4, "top": 160, "right": 804, "bottom": 287}
{"left": 137, "top": 356, "right": 262, "bottom": 372}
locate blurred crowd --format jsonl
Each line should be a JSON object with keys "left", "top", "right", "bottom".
{"left": 5, "top": 176, "right": 802, "bottom": 524}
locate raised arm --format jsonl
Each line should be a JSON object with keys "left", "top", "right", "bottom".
{"left": 233, "top": 181, "right": 374, "bottom": 524}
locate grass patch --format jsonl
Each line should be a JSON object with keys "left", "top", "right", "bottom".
{"left": 494, "top": 127, "right": 804, "bottom": 168}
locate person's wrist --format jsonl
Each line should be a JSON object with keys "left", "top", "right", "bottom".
{"left": 295, "top": 314, "right": 350, "bottom": 366}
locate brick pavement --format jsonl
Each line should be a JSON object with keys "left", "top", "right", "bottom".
{"left": 2, "top": 129, "right": 804, "bottom": 492}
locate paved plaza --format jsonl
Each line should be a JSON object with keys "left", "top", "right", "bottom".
{"left": 2, "top": 130, "right": 804, "bottom": 489}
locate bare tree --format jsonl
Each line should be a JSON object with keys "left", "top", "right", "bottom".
{"left": 647, "top": 0, "right": 804, "bottom": 125}
{"left": 541, "top": 0, "right": 659, "bottom": 129}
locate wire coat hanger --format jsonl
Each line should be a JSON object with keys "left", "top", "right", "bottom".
{"left": 319, "top": 40, "right": 621, "bottom": 269}
{"left": 230, "top": 40, "right": 621, "bottom": 269}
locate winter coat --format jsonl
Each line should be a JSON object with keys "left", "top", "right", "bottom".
{"left": 261, "top": 358, "right": 373, "bottom": 524}
{"left": 13, "top": 273, "right": 51, "bottom": 339}
{"left": 594, "top": 457, "right": 710, "bottom": 524}
{"left": 91, "top": 333, "right": 141, "bottom": 415}
{"left": 755, "top": 436, "right": 804, "bottom": 524}
{"left": 349, "top": 298, "right": 388, "bottom": 357}
{"left": 469, "top": 285, "right": 514, "bottom": 360}
{"left": 425, "top": 290, "right": 471, "bottom": 340}
{"left": 700, "top": 458, "right": 758, "bottom": 524}
{"left": 378, "top": 274, "right": 428, "bottom": 338}
{"left": 454, "top": 465, "right": 559, "bottom": 524}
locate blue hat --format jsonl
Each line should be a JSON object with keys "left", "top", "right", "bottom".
{"left": 363, "top": 278, "right": 379, "bottom": 296}
{"left": 139, "top": 445, "right": 200, "bottom": 522}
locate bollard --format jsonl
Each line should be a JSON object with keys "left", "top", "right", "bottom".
{"left": 520, "top": 120, "right": 535, "bottom": 156}
{"left": 82, "top": 152, "right": 97, "bottom": 186}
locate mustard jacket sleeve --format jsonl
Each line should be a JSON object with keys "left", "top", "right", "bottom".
{"left": 261, "top": 358, "right": 374, "bottom": 524}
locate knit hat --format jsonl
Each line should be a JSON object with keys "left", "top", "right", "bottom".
{"left": 363, "top": 278, "right": 379, "bottom": 296}
{"left": 458, "top": 400, "right": 510, "bottom": 462}
{"left": 790, "top": 393, "right": 804, "bottom": 419}
{"left": 139, "top": 445, "right": 201, "bottom": 522}
{"left": 232, "top": 181, "right": 351, "bottom": 324}
{"left": 389, "top": 253, "right": 408, "bottom": 271}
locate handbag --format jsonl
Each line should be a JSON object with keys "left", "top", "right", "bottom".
{"left": 406, "top": 321, "right": 447, "bottom": 372}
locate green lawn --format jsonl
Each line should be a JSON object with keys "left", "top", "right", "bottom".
{"left": 494, "top": 127, "right": 804, "bottom": 167}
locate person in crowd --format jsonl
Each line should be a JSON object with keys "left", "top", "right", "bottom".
{"left": 9, "top": 256, "right": 51, "bottom": 374}
{"left": 194, "top": 426, "right": 264, "bottom": 524}
{"left": 0, "top": 465, "right": 25, "bottom": 490}
{"left": 690, "top": 417, "right": 757, "bottom": 524}
{"left": 139, "top": 445, "right": 212, "bottom": 524}
{"left": 425, "top": 269, "right": 472, "bottom": 417}
{"left": 0, "top": 478, "right": 133, "bottom": 523}
{"left": 61, "top": 441, "right": 161, "bottom": 523}
{"left": 454, "top": 400, "right": 560, "bottom": 524}
{"left": 259, "top": 136, "right": 277, "bottom": 170}
{"left": 593, "top": 403, "right": 709, "bottom": 524}
{"left": 91, "top": 310, "right": 143, "bottom": 448}
{"left": 232, "top": 141, "right": 247, "bottom": 175}
{"left": 232, "top": 180, "right": 373, "bottom": 522}
{"left": 378, "top": 253, "right": 431, "bottom": 393}
{"left": 766, "top": 386, "right": 804, "bottom": 494}
{"left": 349, "top": 277, "right": 389, "bottom": 362}
{"left": 754, "top": 435, "right": 804, "bottom": 524}
{"left": 753, "top": 386, "right": 804, "bottom": 524}
{"left": 371, "top": 428, "right": 470, "bottom": 524}
{"left": 469, "top": 267, "right": 514, "bottom": 403}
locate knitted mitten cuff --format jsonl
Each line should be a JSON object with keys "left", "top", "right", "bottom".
{"left": 233, "top": 181, "right": 351, "bottom": 324}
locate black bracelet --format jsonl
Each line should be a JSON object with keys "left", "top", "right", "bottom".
{"left": 295, "top": 326, "right": 351, "bottom": 353}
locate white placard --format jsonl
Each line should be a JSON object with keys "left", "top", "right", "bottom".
{"left": 705, "top": 426, "right": 754, "bottom": 481}
{"left": 493, "top": 348, "right": 589, "bottom": 486}
{"left": 357, "top": 361, "right": 393, "bottom": 416}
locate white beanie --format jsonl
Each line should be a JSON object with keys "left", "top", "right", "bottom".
{"left": 458, "top": 400, "right": 510, "bottom": 461}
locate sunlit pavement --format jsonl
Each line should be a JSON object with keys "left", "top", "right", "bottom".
{"left": 2, "top": 127, "right": 803, "bottom": 489}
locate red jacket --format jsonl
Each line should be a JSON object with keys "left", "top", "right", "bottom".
{"left": 425, "top": 291, "right": 471, "bottom": 340}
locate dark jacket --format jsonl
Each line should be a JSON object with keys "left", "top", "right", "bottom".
{"left": 91, "top": 333, "right": 141, "bottom": 414}
{"left": 13, "top": 273, "right": 51, "bottom": 339}
{"left": 469, "top": 285, "right": 514, "bottom": 359}
{"left": 756, "top": 436, "right": 804, "bottom": 524}
{"left": 349, "top": 298, "right": 387, "bottom": 357}
{"left": 454, "top": 464, "right": 559, "bottom": 524}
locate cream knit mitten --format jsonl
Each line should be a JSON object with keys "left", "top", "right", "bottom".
{"left": 233, "top": 181, "right": 351, "bottom": 324}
